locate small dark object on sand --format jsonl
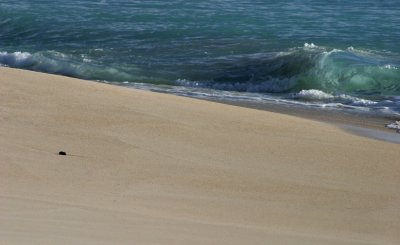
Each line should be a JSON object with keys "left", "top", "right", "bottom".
{"left": 58, "top": 151, "right": 67, "bottom": 156}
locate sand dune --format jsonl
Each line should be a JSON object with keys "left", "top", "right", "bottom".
{"left": 1, "top": 67, "right": 399, "bottom": 244}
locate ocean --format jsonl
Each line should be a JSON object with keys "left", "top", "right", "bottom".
{"left": 1, "top": 0, "right": 400, "bottom": 121}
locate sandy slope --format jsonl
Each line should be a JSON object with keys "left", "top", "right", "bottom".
{"left": 1, "top": 67, "right": 399, "bottom": 244}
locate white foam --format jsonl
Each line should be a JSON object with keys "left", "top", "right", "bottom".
{"left": 0, "top": 51, "right": 33, "bottom": 67}
{"left": 386, "top": 121, "right": 400, "bottom": 132}
{"left": 383, "top": 64, "right": 398, "bottom": 70}
{"left": 348, "top": 97, "right": 377, "bottom": 106}
{"left": 294, "top": 89, "right": 378, "bottom": 107}
{"left": 304, "top": 43, "right": 317, "bottom": 48}
{"left": 296, "top": 89, "right": 334, "bottom": 100}
{"left": 176, "top": 78, "right": 199, "bottom": 87}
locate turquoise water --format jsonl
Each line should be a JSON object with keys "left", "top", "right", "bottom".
{"left": 1, "top": 0, "right": 400, "bottom": 116}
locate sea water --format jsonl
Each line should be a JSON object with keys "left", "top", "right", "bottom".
{"left": 1, "top": 0, "right": 400, "bottom": 119}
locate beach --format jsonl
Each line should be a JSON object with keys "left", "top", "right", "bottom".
{"left": 1, "top": 67, "right": 400, "bottom": 244}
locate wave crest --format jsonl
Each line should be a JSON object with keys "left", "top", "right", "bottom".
{"left": 0, "top": 50, "right": 134, "bottom": 81}
{"left": 177, "top": 45, "right": 400, "bottom": 96}
{"left": 0, "top": 51, "right": 33, "bottom": 67}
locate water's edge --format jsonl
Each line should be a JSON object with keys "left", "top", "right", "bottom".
{"left": 340, "top": 125, "right": 400, "bottom": 144}
{"left": 194, "top": 95, "right": 400, "bottom": 144}
{"left": 3, "top": 66, "right": 399, "bottom": 143}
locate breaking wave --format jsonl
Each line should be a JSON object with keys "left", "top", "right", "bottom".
{"left": 1, "top": 43, "right": 400, "bottom": 116}
{"left": 0, "top": 50, "right": 135, "bottom": 81}
{"left": 175, "top": 44, "right": 400, "bottom": 97}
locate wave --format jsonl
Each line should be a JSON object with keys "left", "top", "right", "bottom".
{"left": 175, "top": 44, "right": 400, "bottom": 97}
{"left": 0, "top": 51, "right": 33, "bottom": 67}
{"left": 1, "top": 44, "right": 400, "bottom": 117}
{"left": 0, "top": 50, "right": 135, "bottom": 81}
{"left": 2, "top": 44, "right": 399, "bottom": 97}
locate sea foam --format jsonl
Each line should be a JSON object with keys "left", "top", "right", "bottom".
{"left": 296, "top": 89, "right": 334, "bottom": 100}
{"left": 0, "top": 51, "right": 33, "bottom": 67}
{"left": 386, "top": 121, "right": 400, "bottom": 132}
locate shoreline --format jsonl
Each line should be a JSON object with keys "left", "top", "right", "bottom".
{"left": 202, "top": 98, "right": 400, "bottom": 143}
{"left": 117, "top": 83, "right": 400, "bottom": 143}
{"left": 1, "top": 67, "right": 400, "bottom": 244}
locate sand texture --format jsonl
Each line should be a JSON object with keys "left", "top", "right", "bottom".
{"left": 1, "top": 67, "right": 400, "bottom": 244}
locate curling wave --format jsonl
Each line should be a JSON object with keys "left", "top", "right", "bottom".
{"left": 175, "top": 44, "right": 400, "bottom": 97}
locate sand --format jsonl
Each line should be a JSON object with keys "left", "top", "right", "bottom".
{"left": 1, "top": 67, "right": 400, "bottom": 244}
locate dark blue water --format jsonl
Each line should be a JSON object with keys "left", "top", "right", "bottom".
{"left": 1, "top": 0, "right": 400, "bottom": 116}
